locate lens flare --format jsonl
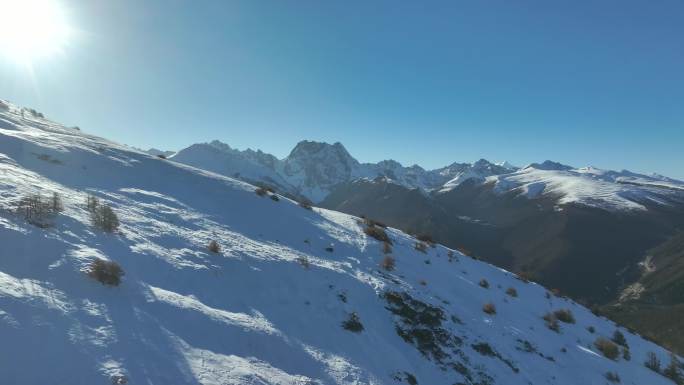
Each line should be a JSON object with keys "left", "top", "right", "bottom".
{"left": 0, "top": 0, "right": 72, "bottom": 65}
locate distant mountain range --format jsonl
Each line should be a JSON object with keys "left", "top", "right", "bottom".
{"left": 160, "top": 139, "right": 684, "bottom": 212}
{"left": 165, "top": 140, "right": 516, "bottom": 202}
{"left": 158, "top": 139, "right": 684, "bottom": 354}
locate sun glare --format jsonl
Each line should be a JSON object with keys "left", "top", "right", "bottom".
{"left": 0, "top": 0, "right": 71, "bottom": 64}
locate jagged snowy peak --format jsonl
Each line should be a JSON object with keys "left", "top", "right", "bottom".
{"left": 1, "top": 100, "right": 680, "bottom": 385}
{"left": 440, "top": 159, "right": 514, "bottom": 191}
{"left": 367, "top": 161, "right": 447, "bottom": 194}
{"left": 490, "top": 163, "right": 684, "bottom": 211}
{"left": 279, "top": 141, "right": 454, "bottom": 201}
{"left": 280, "top": 141, "right": 366, "bottom": 202}
{"left": 285, "top": 140, "right": 358, "bottom": 168}
{"left": 171, "top": 139, "right": 515, "bottom": 202}
{"left": 496, "top": 160, "right": 518, "bottom": 170}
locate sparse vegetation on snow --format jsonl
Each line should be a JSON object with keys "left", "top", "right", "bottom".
{"left": 0, "top": 100, "right": 679, "bottom": 385}
{"left": 595, "top": 337, "right": 620, "bottom": 360}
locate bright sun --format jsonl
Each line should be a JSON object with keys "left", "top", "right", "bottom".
{"left": 0, "top": 0, "right": 71, "bottom": 64}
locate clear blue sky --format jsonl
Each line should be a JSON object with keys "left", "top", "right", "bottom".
{"left": 1, "top": 0, "right": 683, "bottom": 178}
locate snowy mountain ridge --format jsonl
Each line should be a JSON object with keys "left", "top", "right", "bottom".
{"left": 488, "top": 162, "right": 684, "bottom": 211}
{"left": 1, "top": 100, "right": 682, "bottom": 384}
{"left": 171, "top": 139, "right": 684, "bottom": 211}
{"left": 171, "top": 140, "right": 515, "bottom": 202}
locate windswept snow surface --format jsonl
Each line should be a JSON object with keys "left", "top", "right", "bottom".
{"left": 0, "top": 100, "right": 679, "bottom": 384}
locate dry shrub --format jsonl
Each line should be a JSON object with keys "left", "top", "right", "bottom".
{"left": 342, "top": 312, "right": 364, "bottom": 332}
{"left": 612, "top": 330, "right": 628, "bottom": 348}
{"left": 605, "top": 372, "right": 620, "bottom": 383}
{"left": 553, "top": 309, "right": 575, "bottom": 324}
{"left": 382, "top": 241, "right": 392, "bottom": 254}
{"left": 506, "top": 287, "right": 518, "bottom": 297}
{"left": 543, "top": 313, "right": 560, "bottom": 332}
{"left": 594, "top": 337, "right": 620, "bottom": 360}
{"left": 86, "top": 194, "right": 99, "bottom": 212}
{"left": 664, "top": 354, "right": 683, "bottom": 383}
{"left": 414, "top": 242, "right": 428, "bottom": 253}
{"left": 50, "top": 192, "right": 64, "bottom": 212}
{"left": 90, "top": 204, "right": 120, "bottom": 232}
{"left": 16, "top": 193, "right": 62, "bottom": 228}
{"left": 88, "top": 259, "right": 124, "bottom": 286}
{"left": 645, "top": 351, "right": 661, "bottom": 372}
{"left": 482, "top": 302, "right": 496, "bottom": 315}
{"left": 479, "top": 279, "right": 490, "bottom": 289}
{"left": 380, "top": 256, "right": 396, "bottom": 271}
{"left": 296, "top": 256, "right": 311, "bottom": 269}
{"left": 208, "top": 240, "right": 221, "bottom": 253}
{"left": 255, "top": 186, "right": 268, "bottom": 196}
{"left": 364, "top": 225, "right": 391, "bottom": 244}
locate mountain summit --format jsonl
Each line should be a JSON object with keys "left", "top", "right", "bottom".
{"left": 282, "top": 141, "right": 362, "bottom": 201}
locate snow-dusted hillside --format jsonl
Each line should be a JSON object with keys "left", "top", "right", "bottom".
{"left": 486, "top": 161, "right": 684, "bottom": 211}
{"left": 439, "top": 159, "right": 512, "bottom": 192}
{"left": 0, "top": 100, "right": 681, "bottom": 385}
{"left": 172, "top": 140, "right": 513, "bottom": 202}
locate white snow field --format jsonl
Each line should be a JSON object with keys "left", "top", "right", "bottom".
{"left": 487, "top": 161, "right": 684, "bottom": 211}
{"left": 0, "top": 100, "right": 679, "bottom": 384}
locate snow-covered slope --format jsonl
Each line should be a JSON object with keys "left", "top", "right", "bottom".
{"left": 0, "top": 100, "right": 681, "bottom": 385}
{"left": 488, "top": 161, "right": 684, "bottom": 211}
{"left": 172, "top": 140, "right": 514, "bottom": 202}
